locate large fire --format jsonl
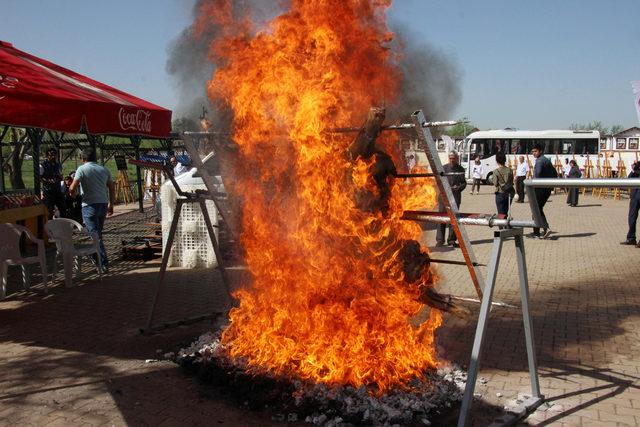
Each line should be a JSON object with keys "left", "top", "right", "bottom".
{"left": 200, "top": 0, "right": 442, "bottom": 392}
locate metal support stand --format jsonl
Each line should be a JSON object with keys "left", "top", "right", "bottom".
{"left": 457, "top": 228, "right": 543, "bottom": 427}
{"left": 135, "top": 159, "right": 232, "bottom": 334}
{"left": 411, "top": 110, "right": 485, "bottom": 298}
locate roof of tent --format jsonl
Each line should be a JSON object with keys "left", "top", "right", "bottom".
{"left": 0, "top": 41, "right": 172, "bottom": 138}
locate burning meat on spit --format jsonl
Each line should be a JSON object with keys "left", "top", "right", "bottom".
{"left": 347, "top": 107, "right": 468, "bottom": 317}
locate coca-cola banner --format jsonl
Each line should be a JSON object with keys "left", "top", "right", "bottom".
{"left": 0, "top": 41, "right": 171, "bottom": 137}
{"left": 118, "top": 107, "right": 153, "bottom": 133}
{"left": 633, "top": 81, "right": 640, "bottom": 125}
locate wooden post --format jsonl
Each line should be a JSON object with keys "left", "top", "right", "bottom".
{"left": 525, "top": 154, "right": 534, "bottom": 178}
{"left": 553, "top": 154, "right": 564, "bottom": 194}
{"left": 614, "top": 153, "right": 627, "bottom": 200}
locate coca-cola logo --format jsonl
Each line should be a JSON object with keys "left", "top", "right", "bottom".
{"left": 118, "top": 108, "right": 152, "bottom": 133}
{"left": 0, "top": 74, "right": 18, "bottom": 89}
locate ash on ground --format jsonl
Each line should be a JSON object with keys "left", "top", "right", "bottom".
{"left": 174, "top": 331, "right": 466, "bottom": 426}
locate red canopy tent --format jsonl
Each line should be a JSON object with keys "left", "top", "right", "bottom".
{"left": 0, "top": 40, "right": 172, "bottom": 137}
{"left": 0, "top": 40, "right": 173, "bottom": 208}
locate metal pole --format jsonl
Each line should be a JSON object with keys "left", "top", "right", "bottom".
{"left": 515, "top": 233, "right": 543, "bottom": 401}
{"left": 144, "top": 198, "right": 183, "bottom": 333}
{"left": 198, "top": 198, "right": 233, "bottom": 303}
{"left": 526, "top": 177, "right": 640, "bottom": 188}
{"left": 411, "top": 110, "right": 485, "bottom": 298}
{"left": 402, "top": 211, "right": 537, "bottom": 228}
{"left": 132, "top": 136, "right": 144, "bottom": 213}
{"left": 181, "top": 120, "right": 467, "bottom": 137}
{"left": 182, "top": 133, "right": 240, "bottom": 241}
{"left": 458, "top": 230, "right": 504, "bottom": 427}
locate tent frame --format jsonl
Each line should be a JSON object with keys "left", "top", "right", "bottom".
{"left": 0, "top": 125, "right": 182, "bottom": 212}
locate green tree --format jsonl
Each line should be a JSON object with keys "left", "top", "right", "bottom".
{"left": 609, "top": 124, "right": 624, "bottom": 135}
{"left": 569, "top": 121, "right": 624, "bottom": 135}
{"left": 445, "top": 118, "right": 477, "bottom": 138}
{"left": 9, "top": 128, "right": 27, "bottom": 190}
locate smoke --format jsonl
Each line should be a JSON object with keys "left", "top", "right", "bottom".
{"left": 166, "top": 0, "right": 216, "bottom": 123}
{"left": 166, "top": 0, "right": 284, "bottom": 129}
{"left": 388, "top": 27, "right": 463, "bottom": 121}
{"left": 167, "top": 1, "right": 462, "bottom": 127}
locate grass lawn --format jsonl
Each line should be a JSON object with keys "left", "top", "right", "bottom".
{"left": 2, "top": 158, "right": 142, "bottom": 192}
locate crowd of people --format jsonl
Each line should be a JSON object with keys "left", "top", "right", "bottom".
{"left": 39, "top": 147, "right": 115, "bottom": 270}
{"left": 436, "top": 144, "right": 640, "bottom": 246}
{"left": 39, "top": 149, "right": 193, "bottom": 270}
{"left": 40, "top": 150, "right": 85, "bottom": 223}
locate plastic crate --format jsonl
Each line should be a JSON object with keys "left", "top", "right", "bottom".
{"left": 161, "top": 169, "right": 219, "bottom": 268}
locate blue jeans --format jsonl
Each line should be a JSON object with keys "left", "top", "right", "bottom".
{"left": 82, "top": 203, "right": 108, "bottom": 268}
{"left": 495, "top": 192, "right": 511, "bottom": 216}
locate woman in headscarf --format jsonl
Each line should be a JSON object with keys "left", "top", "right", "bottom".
{"left": 567, "top": 160, "right": 582, "bottom": 207}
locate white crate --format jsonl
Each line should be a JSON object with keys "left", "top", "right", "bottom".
{"left": 161, "top": 169, "right": 219, "bottom": 268}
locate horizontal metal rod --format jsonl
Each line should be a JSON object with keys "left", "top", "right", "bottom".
{"left": 403, "top": 211, "right": 537, "bottom": 228}
{"left": 429, "top": 258, "right": 484, "bottom": 267}
{"left": 449, "top": 295, "right": 518, "bottom": 309}
{"left": 331, "top": 120, "right": 464, "bottom": 133}
{"left": 183, "top": 120, "right": 465, "bottom": 138}
{"left": 395, "top": 172, "right": 465, "bottom": 178}
{"left": 525, "top": 178, "right": 640, "bottom": 188}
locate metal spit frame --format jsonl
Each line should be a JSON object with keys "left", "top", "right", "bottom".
{"left": 132, "top": 158, "right": 233, "bottom": 334}
{"left": 404, "top": 138, "right": 639, "bottom": 425}
{"left": 153, "top": 114, "right": 639, "bottom": 423}
{"left": 399, "top": 110, "right": 542, "bottom": 426}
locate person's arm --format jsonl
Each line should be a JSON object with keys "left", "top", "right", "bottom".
{"left": 69, "top": 179, "right": 80, "bottom": 198}
{"left": 457, "top": 167, "right": 467, "bottom": 192}
{"left": 106, "top": 179, "right": 115, "bottom": 216}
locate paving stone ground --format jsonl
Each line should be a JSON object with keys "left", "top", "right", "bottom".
{"left": 1, "top": 190, "right": 639, "bottom": 426}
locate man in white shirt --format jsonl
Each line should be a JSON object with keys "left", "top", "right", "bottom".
{"left": 170, "top": 156, "right": 189, "bottom": 177}
{"left": 515, "top": 155, "right": 529, "bottom": 203}
{"left": 470, "top": 156, "right": 483, "bottom": 195}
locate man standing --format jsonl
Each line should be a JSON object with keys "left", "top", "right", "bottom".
{"left": 40, "top": 148, "right": 67, "bottom": 219}
{"left": 69, "top": 148, "right": 115, "bottom": 271}
{"left": 470, "top": 156, "right": 483, "bottom": 195}
{"left": 621, "top": 161, "right": 640, "bottom": 247}
{"left": 436, "top": 151, "right": 466, "bottom": 247}
{"left": 170, "top": 156, "right": 188, "bottom": 177}
{"left": 529, "top": 143, "right": 556, "bottom": 239}
{"left": 515, "top": 155, "right": 529, "bottom": 203}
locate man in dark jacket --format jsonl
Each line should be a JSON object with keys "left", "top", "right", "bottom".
{"left": 41, "top": 148, "right": 66, "bottom": 219}
{"left": 621, "top": 161, "right": 640, "bottom": 247}
{"left": 436, "top": 151, "right": 467, "bottom": 247}
{"left": 529, "top": 143, "right": 556, "bottom": 239}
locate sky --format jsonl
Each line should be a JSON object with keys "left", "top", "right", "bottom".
{"left": 2, "top": 0, "right": 640, "bottom": 130}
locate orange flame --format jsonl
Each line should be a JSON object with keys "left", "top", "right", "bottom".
{"left": 203, "top": 0, "right": 441, "bottom": 392}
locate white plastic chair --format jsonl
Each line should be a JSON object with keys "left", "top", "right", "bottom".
{"left": 45, "top": 218, "right": 102, "bottom": 288}
{"left": 0, "top": 223, "right": 48, "bottom": 299}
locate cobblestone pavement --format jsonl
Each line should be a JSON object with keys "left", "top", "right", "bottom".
{"left": 431, "top": 191, "right": 640, "bottom": 426}
{"left": 1, "top": 191, "right": 639, "bottom": 426}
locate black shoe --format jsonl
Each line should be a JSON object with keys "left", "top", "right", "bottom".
{"left": 449, "top": 241, "right": 459, "bottom": 248}
{"left": 620, "top": 239, "right": 637, "bottom": 246}
{"left": 435, "top": 241, "right": 445, "bottom": 247}
{"left": 526, "top": 233, "right": 540, "bottom": 239}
